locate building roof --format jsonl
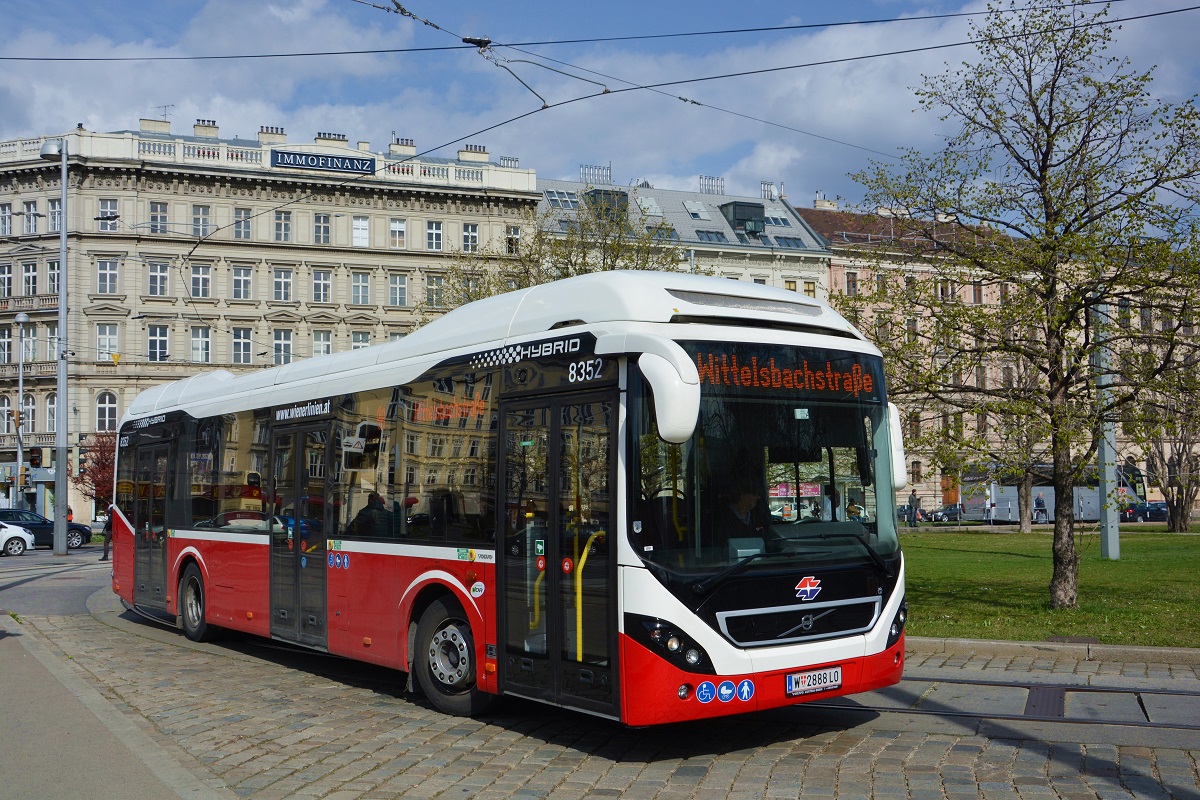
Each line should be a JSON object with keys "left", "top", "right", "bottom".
{"left": 537, "top": 178, "right": 829, "bottom": 255}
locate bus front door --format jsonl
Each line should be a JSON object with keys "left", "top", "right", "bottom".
{"left": 133, "top": 444, "right": 170, "bottom": 609}
{"left": 498, "top": 395, "right": 618, "bottom": 718}
{"left": 269, "top": 425, "right": 329, "bottom": 649}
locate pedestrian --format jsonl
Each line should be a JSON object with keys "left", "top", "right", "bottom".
{"left": 1034, "top": 492, "right": 1047, "bottom": 524}
{"left": 907, "top": 489, "right": 919, "bottom": 527}
{"left": 99, "top": 505, "right": 114, "bottom": 561}
{"left": 67, "top": 505, "right": 73, "bottom": 522}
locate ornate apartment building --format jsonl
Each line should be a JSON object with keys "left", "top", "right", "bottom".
{"left": 0, "top": 118, "right": 538, "bottom": 518}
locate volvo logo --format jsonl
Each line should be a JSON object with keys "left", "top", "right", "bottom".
{"left": 799, "top": 614, "right": 815, "bottom": 631}
{"left": 780, "top": 608, "right": 835, "bottom": 638}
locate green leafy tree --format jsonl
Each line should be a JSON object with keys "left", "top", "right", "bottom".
{"left": 840, "top": 0, "right": 1200, "bottom": 608}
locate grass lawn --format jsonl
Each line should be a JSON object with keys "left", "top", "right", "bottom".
{"left": 901, "top": 529, "right": 1200, "bottom": 648}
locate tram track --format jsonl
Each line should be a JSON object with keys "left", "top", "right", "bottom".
{"left": 807, "top": 675, "right": 1200, "bottom": 731}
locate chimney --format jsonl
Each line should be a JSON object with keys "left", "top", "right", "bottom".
{"left": 458, "top": 143, "right": 489, "bottom": 163}
{"left": 140, "top": 118, "right": 171, "bottom": 135}
{"left": 814, "top": 191, "right": 839, "bottom": 211}
{"left": 257, "top": 125, "right": 286, "bottom": 144}
{"left": 357, "top": 140, "right": 371, "bottom": 152}
{"left": 193, "top": 118, "right": 219, "bottom": 138}
{"left": 389, "top": 136, "right": 416, "bottom": 157}
{"left": 315, "top": 131, "right": 349, "bottom": 145}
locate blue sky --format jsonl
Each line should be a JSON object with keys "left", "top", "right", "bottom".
{"left": 4, "top": 0, "right": 1198, "bottom": 208}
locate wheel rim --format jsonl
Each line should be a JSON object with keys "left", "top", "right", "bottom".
{"left": 184, "top": 577, "right": 203, "bottom": 628}
{"left": 68, "top": 531, "right": 83, "bottom": 548}
{"left": 5, "top": 539, "right": 22, "bottom": 556}
{"left": 427, "top": 619, "right": 473, "bottom": 690}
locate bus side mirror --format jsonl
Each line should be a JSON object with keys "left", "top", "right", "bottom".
{"left": 888, "top": 402, "right": 907, "bottom": 491}
{"left": 639, "top": 352, "right": 700, "bottom": 444}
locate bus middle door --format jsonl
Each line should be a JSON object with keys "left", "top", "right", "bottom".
{"left": 269, "top": 424, "right": 329, "bottom": 649}
{"left": 133, "top": 443, "right": 171, "bottom": 609}
{"left": 498, "top": 394, "right": 617, "bottom": 718}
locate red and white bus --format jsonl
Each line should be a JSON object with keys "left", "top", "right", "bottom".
{"left": 111, "top": 271, "right": 908, "bottom": 725}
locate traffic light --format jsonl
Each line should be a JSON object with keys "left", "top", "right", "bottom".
{"left": 11, "top": 409, "right": 20, "bottom": 430}
{"left": 18, "top": 466, "right": 26, "bottom": 487}
{"left": 28, "top": 448, "right": 41, "bottom": 468}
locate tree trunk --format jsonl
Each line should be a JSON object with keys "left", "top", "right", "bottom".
{"left": 1018, "top": 475, "right": 1033, "bottom": 534}
{"left": 1049, "top": 433, "right": 1079, "bottom": 609}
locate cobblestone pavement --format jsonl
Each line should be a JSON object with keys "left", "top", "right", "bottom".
{"left": 8, "top": 606, "right": 1200, "bottom": 800}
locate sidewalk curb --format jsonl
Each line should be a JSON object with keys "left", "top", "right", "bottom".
{"left": 907, "top": 635, "right": 1200, "bottom": 665}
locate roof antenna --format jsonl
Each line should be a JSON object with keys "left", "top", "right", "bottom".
{"left": 154, "top": 104, "right": 175, "bottom": 122}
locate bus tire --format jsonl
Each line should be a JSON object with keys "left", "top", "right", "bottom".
{"left": 179, "top": 563, "right": 216, "bottom": 642}
{"left": 414, "top": 596, "right": 495, "bottom": 717}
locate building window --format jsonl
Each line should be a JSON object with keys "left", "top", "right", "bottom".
{"left": 389, "top": 274, "right": 407, "bottom": 307}
{"left": 999, "top": 282, "right": 1010, "bottom": 303}
{"left": 351, "top": 272, "right": 371, "bottom": 305}
{"left": 18, "top": 325, "right": 34, "bottom": 362}
{"left": 426, "top": 275, "right": 444, "bottom": 307}
{"left": 0, "top": 204, "right": 10, "bottom": 237}
{"left": 0, "top": 264, "right": 9, "bottom": 298}
{"left": 696, "top": 230, "right": 728, "bottom": 243}
{"left": 190, "top": 327, "right": 211, "bottom": 363}
{"left": 97, "top": 259, "right": 119, "bottom": 294}
{"left": 20, "top": 395, "right": 34, "bottom": 434}
{"left": 506, "top": 225, "right": 521, "bottom": 255}
{"left": 232, "top": 328, "right": 252, "bottom": 364}
{"left": 389, "top": 331, "right": 405, "bottom": 342}
{"left": 390, "top": 218, "right": 406, "bottom": 249}
{"left": 96, "top": 392, "right": 118, "bottom": 432}
{"left": 352, "top": 216, "right": 369, "bottom": 247}
{"left": 545, "top": 190, "right": 580, "bottom": 210}
{"left": 273, "top": 330, "right": 293, "bottom": 365}
{"left": 273, "top": 268, "right": 292, "bottom": 301}
{"left": 274, "top": 211, "right": 291, "bottom": 242}
{"left": 314, "top": 213, "right": 330, "bottom": 245}
{"left": 147, "top": 261, "right": 169, "bottom": 297}
{"left": 99, "top": 199, "right": 118, "bottom": 232}
{"left": 150, "top": 202, "right": 168, "bottom": 234}
{"left": 0, "top": 329, "right": 9, "bottom": 365}
{"left": 313, "top": 329, "right": 332, "bottom": 357}
{"left": 803, "top": 281, "right": 816, "bottom": 298}
{"left": 232, "top": 266, "right": 253, "bottom": 300}
{"left": 190, "top": 264, "right": 211, "bottom": 298}
{"left": 46, "top": 393, "right": 56, "bottom": 434}
{"left": 784, "top": 280, "right": 797, "bottom": 292}
{"left": 462, "top": 223, "right": 479, "bottom": 253}
{"left": 906, "top": 318, "right": 919, "bottom": 343}
{"left": 23, "top": 262, "right": 36, "bottom": 296}
{"left": 427, "top": 221, "right": 442, "bottom": 251}
{"left": 97, "top": 324, "right": 118, "bottom": 361}
{"left": 148, "top": 325, "right": 169, "bottom": 362}
{"left": 976, "top": 366, "right": 987, "bottom": 389}
{"left": 44, "top": 324, "right": 57, "bottom": 362}
{"left": 234, "top": 207, "right": 251, "bottom": 240}
{"left": 192, "top": 204, "right": 210, "bottom": 237}
{"left": 351, "top": 331, "right": 371, "bottom": 350}
{"left": 973, "top": 281, "right": 984, "bottom": 304}
{"left": 312, "top": 270, "right": 330, "bottom": 303}
{"left": 846, "top": 272, "right": 858, "bottom": 296}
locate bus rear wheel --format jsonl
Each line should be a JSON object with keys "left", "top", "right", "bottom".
{"left": 179, "top": 563, "right": 216, "bottom": 642}
{"left": 414, "top": 596, "right": 495, "bottom": 717}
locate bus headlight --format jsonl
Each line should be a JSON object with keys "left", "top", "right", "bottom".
{"left": 626, "top": 614, "right": 715, "bottom": 675}
{"left": 886, "top": 598, "right": 908, "bottom": 649}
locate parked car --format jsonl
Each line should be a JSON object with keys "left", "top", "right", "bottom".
{"left": 1, "top": 522, "right": 35, "bottom": 556}
{"left": 896, "top": 505, "right": 929, "bottom": 523}
{"left": 1120, "top": 501, "right": 1167, "bottom": 523}
{"left": 0, "top": 509, "right": 91, "bottom": 549}
{"left": 930, "top": 506, "right": 962, "bottom": 523}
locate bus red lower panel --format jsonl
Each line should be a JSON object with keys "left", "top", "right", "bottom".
{"left": 619, "top": 633, "right": 905, "bottom": 726}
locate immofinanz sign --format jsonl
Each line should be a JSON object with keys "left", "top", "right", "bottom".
{"left": 270, "top": 150, "right": 376, "bottom": 175}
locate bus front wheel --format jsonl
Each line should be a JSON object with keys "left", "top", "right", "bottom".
{"left": 414, "top": 596, "right": 495, "bottom": 717}
{"left": 179, "top": 563, "right": 216, "bottom": 642}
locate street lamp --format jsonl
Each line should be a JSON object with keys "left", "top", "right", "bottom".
{"left": 40, "top": 137, "right": 69, "bottom": 556}
{"left": 14, "top": 312, "right": 29, "bottom": 510}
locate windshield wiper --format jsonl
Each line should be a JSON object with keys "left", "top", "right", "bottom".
{"left": 813, "top": 532, "right": 894, "bottom": 579}
{"left": 691, "top": 551, "right": 796, "bottom": 596}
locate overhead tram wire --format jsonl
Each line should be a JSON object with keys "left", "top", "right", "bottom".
{"left": 0, "top": 0, "right": 1149, "bottom": 63}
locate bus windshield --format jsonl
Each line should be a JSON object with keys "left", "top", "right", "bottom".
{"left": 631, "top": 342, "right": 900, "bottom": 583}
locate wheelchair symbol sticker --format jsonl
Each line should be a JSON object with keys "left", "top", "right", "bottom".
{"left": 696, "top": 681, "right": 717, "bottom": 704}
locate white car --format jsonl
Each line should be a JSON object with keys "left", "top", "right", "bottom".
{"left": 1, "top": 522, "right": 35, "bottom": 556}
